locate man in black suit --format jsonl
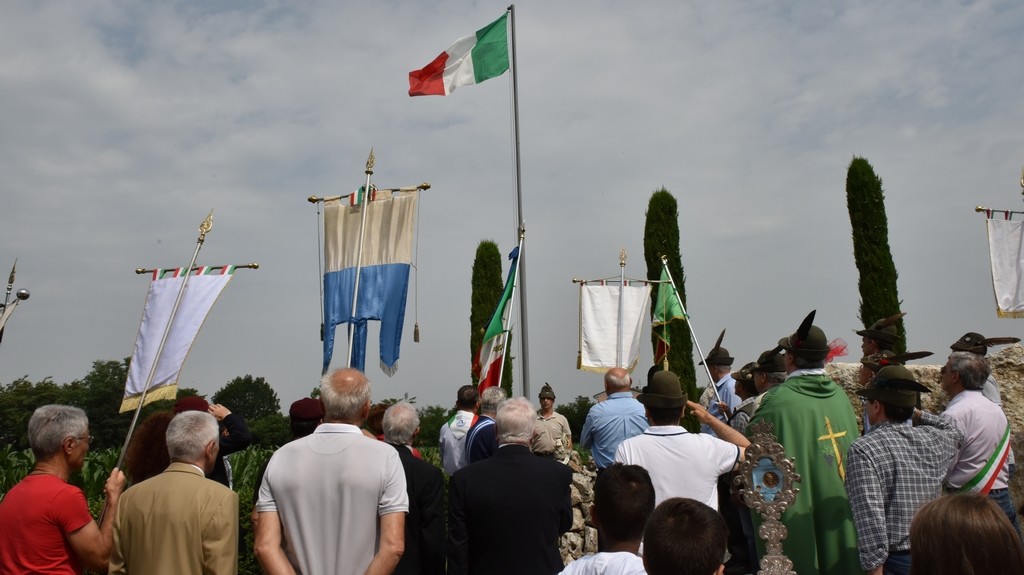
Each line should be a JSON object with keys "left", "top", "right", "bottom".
{"left": 383, "top": 401, "right": 445, "bottom": 575}
{"left": 448, "top": 396, "right": 573, "bottom": 575}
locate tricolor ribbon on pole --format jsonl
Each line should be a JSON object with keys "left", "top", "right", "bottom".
{"left": 121, "top": 264, "right": 237, "bottom": 412}
{"left": 474, "top": 240, "right": 523, "bottom": 393}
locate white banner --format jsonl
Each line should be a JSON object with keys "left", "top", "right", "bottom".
{"left": 579, "top": 284, "right": 651, "bottom": 373}
{"left": 987, "top": 219, "right": 1024, "bottom": 318}
{"left": 121, "top": 268, "right": 235, "bottom": 412}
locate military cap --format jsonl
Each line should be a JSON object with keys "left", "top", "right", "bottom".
{"left": 699, "top": 329, "right": 734, "bottom": 366}
{"left": 637, "top": 370, "right": 686, "bottom": 409}
{"left": 778, "top": 310, "right": 830, "bottom": 361}
{"left": 538, "top": 383, "right": 556, "bottom": 400}
{"left": 949, "top": 332, "right": 1020, "bottom": 356}
{"left": 855, "top": 312, "right": 905, "bottom": 348}
{"left": 856, "top": 365, "right": 930, "bottom": 408}
{"left": 752, "top": 347, "right": 786, "bottom": 373}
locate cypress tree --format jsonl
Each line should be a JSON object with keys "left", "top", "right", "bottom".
{"left": 469, "top": 240, "right": 513, "bottom": 395}
{"left": 643, "top": 189, "right": 697, "bottom": 429}
{"left": 846, "top": 157, "right": 906, "bottom": 353}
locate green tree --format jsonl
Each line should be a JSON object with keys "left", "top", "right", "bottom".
{"left": 247, "top": 414, "right": 290, "bottom": 448}
{"left": 0, "top": 377, "right": 68, "bottom": 449}
{"left": 846, "top": 157, "right": 906, "bottom": 353}
{"left": 415, "top": 404, "right": 454, "bottom": 448}
{"left": 470, "top": 240, "right": 513, "bottom": 395}
{"left": 643, "top": 189, "right": 697, "bottom": 430}
{"left": 212, "top": 375, "right": 281, "bottom": 420}
{"left": 558, "top": 395, "right": 595, "bottom": 441}
{"left": 69, "top": 359, "right": 133, "bottom": 450}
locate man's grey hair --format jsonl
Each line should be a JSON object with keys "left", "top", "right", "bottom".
{"left": 383, "top": 401, "right": 419, "bottom": 445}
{"left": 766, "top": 372, "right": 787, "bottom": 384}
{"left": 604, "top": 369, "right": 631, "bottom": 391}
{"left": 480, "top": 386, "right": 507, "bottom": 416}
{"left": 496, "top": 396, "right": 536, "bottom": 446}
{"left": 948, "top": 351, "right": 991, "bottom": 391}
{"left": 792, "top": 355, "right": 825, "bottom": 370}
{"left": 28, "top": 405, "right": 89, "bottom": 460}
{"left": 320, "top": 369, "right": 372, "bottom": 422}
{"left": 166, "top": 411, "right": 219, "bottom": 462}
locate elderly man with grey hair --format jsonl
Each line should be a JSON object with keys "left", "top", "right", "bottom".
{"left": 0, "top": 405, "right": 125, "bottom": 573}
{"left": 465, "top": 386, "right": 506, "bottom": 464}
{"left": 109, "top": 410, "right": 238, "bottom": 575}
{"left": 383, "top": 402, "right": 445, "bottom": 575}
{"left": 255, "top": 368, "right": 408, "bottom": 575}
{"left": 448, "top": 397, "right": 572, "bottom": 575}
{"left": 940, "top": 351, "right": 1021, "bottom": 534}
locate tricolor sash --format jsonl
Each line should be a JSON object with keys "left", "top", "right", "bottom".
{"left": 956, "top": 424, "right": 1012, "bottom": 495}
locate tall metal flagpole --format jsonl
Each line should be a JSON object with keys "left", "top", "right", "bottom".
{"left": 495, "top": 227, "right": 526, "bottom": 391}
{"left": 616, "top": 249, "right": 626, "bottom": 366}
{"left": 660, "top": 256, "right": 721, "bottom": 404}
{"left": 115, "top": 211, "right": 215, "bottom": 470}
{"left": 346, "top": 148, "right": 375, "bottom": 369}
{"left": 508, "top": 4, "right": 531, "bottom": 397}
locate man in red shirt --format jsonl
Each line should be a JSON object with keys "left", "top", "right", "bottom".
{"left": 0, "top": 405, "right": 125, "bottom": 574}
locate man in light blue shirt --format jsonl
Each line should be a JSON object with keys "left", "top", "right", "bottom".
{"left": 581, "top": 367, "right": 648, "bottom": 471}
{"left": 698, "top": 329, "right": 740, "bottom": 437}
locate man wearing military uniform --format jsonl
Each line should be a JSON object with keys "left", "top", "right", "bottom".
{"left": 532, "top": 384, "right": 572, "bottom": 459}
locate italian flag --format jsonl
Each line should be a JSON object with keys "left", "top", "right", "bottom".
{"left": 408, "top": 13, "right": 509, "bottom": 97}
{"left": 474, "top": 246, "right": 520, "bottom": 392}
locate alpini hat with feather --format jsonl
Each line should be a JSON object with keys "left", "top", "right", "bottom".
{"left": 752, "top": 347, "right": 786, "bottom": 373}
{"left": 855, "top": 312, "right": 905, "bottom": 348}
{"left": 699, "top": 329, "right": 734, "bottom": 366}
{"left": 860, "top": 350, "right": 933, "bottom": 374}
{"left": 637, "top": 370, "right": 686, "bottom": 409}
{"left": 949, "top": 332, "right": 1020, "bottom": 356}
{"left": 778, "top": 310, "right": 830, "bottom": 361}
{"left": 857, "top": 364, "right": 930, "bottom": 409}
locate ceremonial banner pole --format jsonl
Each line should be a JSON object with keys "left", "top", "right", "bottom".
{"left": 495, "top": 228, "right": 525, "bottom": 391}
{"left": 115, "top": 211, "right": 214, "bottom": 470}
{"left": 0, "top": 260, "right": 30, "bottom": 346}
{"left": 508, "top": 4, "right": 532, "bottom": 397}
{"left": 661, "top": 256, "right": 721, "bottom": 404}
{"left": 346, "top": 149, "right": 375, "bottom": 369}
{"left": 616, "top": 250, "right": 626, "bottom": 367}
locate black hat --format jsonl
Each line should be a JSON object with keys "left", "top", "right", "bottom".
{"left": 856, "top": 365, "right": 930, "bottom": 408}
{"left": 752, "top": 347, "right": 785, "bottom": 373}
{"left": 949, "top": 332, "right": 1020, "bottom": 356}
{"left": 637, "top": 371, "right": 686, "bottom": 408}
{"left": 778, "top": 310, "right": 830, "bottom": 361}
{"left": 859, "top": 350, "right": 933, "bottom": 374}
{"left": 699, "top": 329, "right": 734, "bottom": 366}
{"left": 539, "top": 383, "right": 556, "bottom": 400}
{"left": 855, "top": 312, "right": 905, "bottom": 348}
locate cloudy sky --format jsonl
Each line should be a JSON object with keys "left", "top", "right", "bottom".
{"left": 2, "top": 0, "right": 1023, "bottom": 411}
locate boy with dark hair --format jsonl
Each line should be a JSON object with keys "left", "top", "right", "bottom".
{"left": 643, "top": 498, "right": 728, "bottom": 575}
{"left": 560, "top": 463, "right": 653, "bottom": 575}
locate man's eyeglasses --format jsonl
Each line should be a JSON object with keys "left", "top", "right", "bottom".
{"left": 74, "top": 435, "right": 94, "bottom": 445}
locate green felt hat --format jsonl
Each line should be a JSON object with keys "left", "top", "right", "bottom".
{"left": 856, "top": 365, "right": 930, "bottom": 408}
{"left": 778, "top": 310, "right": 830, "bottom": 361}
{"left": 637, "top": 370, "right": 686, "bottom": 409}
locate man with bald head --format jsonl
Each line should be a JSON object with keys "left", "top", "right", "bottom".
{"left": 580, "top": 367, "right": 648, "bottom": 473}
{"left": 255, "top": 368, "right": 408, "bottom": 575}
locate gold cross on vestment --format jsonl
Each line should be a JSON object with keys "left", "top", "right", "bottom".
{"left": 818, "top": 416, "right": 848, "bottom": 480}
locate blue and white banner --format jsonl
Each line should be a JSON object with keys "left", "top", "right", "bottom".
{"left": 323, "top": 190, "right": 418, "bottom": 374}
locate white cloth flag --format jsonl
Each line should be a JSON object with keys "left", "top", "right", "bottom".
{"left": 987, "top": 219, "right": 1024, "bottom": 318}
{"left": 121, "top": 267, "right": 235, "bottom": 412}
{"left": 579, "top": 284, "right": 651, "bottom": 372}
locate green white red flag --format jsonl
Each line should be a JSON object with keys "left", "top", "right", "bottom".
{"left": 408, "top": 13, "right": 510, "bottom": 96}
{"left": 474, "top": 246, "right": 519, "bottom": 392}
{"left": 652, "top": 265, "right": 686, "bottom": 366}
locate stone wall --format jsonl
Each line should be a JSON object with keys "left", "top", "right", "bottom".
{"left": 827, "top": 344, "right": 1024, "bottom": 506}
{"left": 557, "top": 449, "right": 598, "bottom": 563}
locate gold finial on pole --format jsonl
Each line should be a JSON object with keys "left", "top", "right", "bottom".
{"left": 366, "top": 147, "right": 375, "bottom": 175}
{"left": 619, "top": 248, "right": 627, "bottom": 268}
{"left": 976, "top": 206, "right": 988, "bottom": 212}
{"left": 198, "top": 210, "right": 214, "bottom": 243}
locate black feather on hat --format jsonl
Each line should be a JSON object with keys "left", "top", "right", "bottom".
{"left": 859, "top": 350, "right": 933, "bottom": 373}
{"left": 699, "top": 328, "right": 734, "bottom": 366}
{"left": 778, "top": 310, "right": 830, "bottom": 361}
{"left": 950, "top": 332, "right": 1021, "bottom": 356}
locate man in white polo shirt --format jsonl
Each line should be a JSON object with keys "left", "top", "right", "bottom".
{"left": 255, "top": 368, "right": 409, "bottom": 575}
{"left": 615, "top": 370, "right": 745, "bottom": 508}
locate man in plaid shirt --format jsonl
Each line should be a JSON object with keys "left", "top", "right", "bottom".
{"left": 845, "top": 365, "right": 963, "bottom": 575}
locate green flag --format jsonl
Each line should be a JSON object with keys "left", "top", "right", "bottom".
{"left": 652, "top": 265, "right": 686, "bottom": 366}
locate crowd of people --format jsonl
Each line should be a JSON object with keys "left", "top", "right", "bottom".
{"left": 2, "top": 310, "right": 1024, "bottom": 574}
